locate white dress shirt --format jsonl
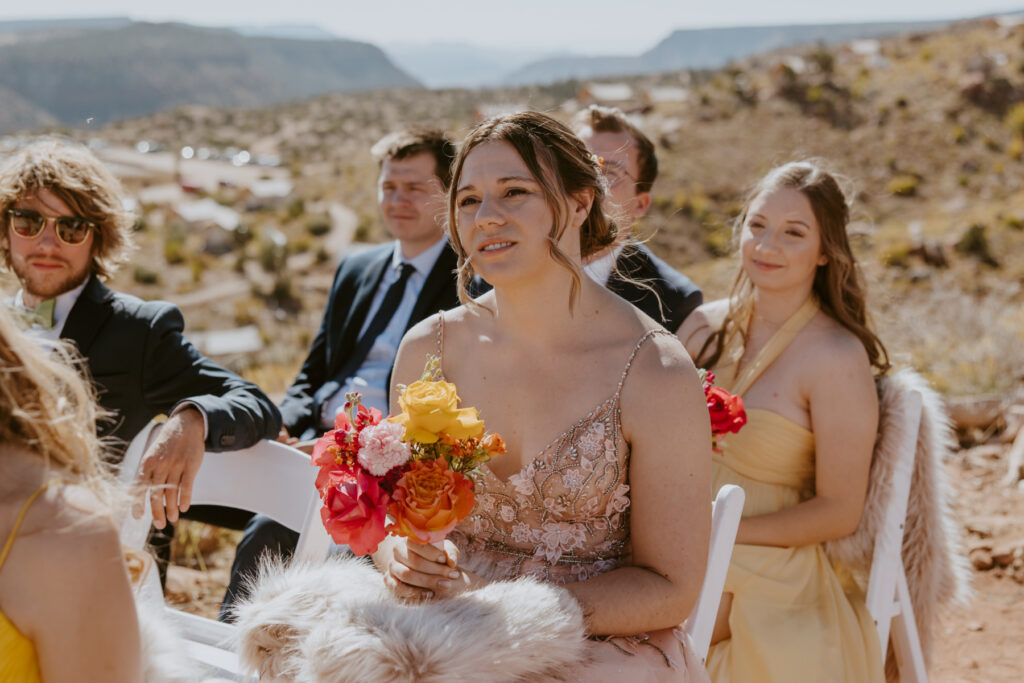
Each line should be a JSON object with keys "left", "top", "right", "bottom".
{"left": 320, "top": 235, "right": 448, "bottom": 424}
{"left": 584, "top": 244, "right": 625, "bottom": 286}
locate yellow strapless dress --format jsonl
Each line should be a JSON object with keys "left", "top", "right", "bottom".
{"left": 0, "top": 610, "right": 41, "bottom": 683}
{"left": 705, "top": 298, "right": 884, "bottom": 683}
{"left": 0, "top": 484, "right": 50, "bottom": 683}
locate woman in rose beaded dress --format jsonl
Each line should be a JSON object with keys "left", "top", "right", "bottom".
{"left": 374, "top": 111, "right": 712, "bottom": 681}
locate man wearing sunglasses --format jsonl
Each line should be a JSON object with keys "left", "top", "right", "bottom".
{"left": 573, "top": 105, "right": 702, "bottom": 332}
{"left": 0, "top": 138, "right": 281, "bottom": 572}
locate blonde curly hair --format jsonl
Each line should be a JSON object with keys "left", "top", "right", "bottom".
{"left": 0, "top": 306, "right": 117, "bottom": 503}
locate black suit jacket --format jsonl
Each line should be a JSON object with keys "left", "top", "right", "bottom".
{"left": 607, "top": 244, "right": 702, "bottom": 332}
{"left": 61, "top": 276, "right": 282, "bottom": 460}
{"left": 279, "top": 242, "right": 460, "bottom": 440}
{"left": 470, "top": 243, "right": 702, "bottom": 332}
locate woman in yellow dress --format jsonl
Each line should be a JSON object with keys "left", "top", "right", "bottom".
{"left": 678, "top": 161, "right": 889, "bottom": 682}
{"left": 0, "top": 306, "right": 141, "bottom": 682}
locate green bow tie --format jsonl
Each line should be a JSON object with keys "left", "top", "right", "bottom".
{"left": 7, "top": 298, "right": 56, "bottom": 329}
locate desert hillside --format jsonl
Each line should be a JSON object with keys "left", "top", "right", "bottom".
{"left": 0, "top": 21, "right": 418, "bottom": 131}
{"left": 7, "top": 15, "right": 1016, "bottom": 399}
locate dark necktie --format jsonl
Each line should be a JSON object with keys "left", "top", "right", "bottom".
{"left": 336, "top": 262, "right": 416, "bottom": 384}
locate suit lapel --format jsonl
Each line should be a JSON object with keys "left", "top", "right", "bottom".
{"left": 60, "top": 275, "right": 115, "bottom": 355}
{"left": 406, "top": 244, "right": 458, "bottom": 332}
{"left": 330, "top": 245, "right": 393, "bottom": 376}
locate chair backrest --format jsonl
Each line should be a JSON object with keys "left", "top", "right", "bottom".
{"left": 119, "top": 420, "right": 331, "bottom": 563}
{"left": 684, "top": 483, "right": 745, "bottom": 664}
{"left": 863, "top": 389, "right": 930, "bottom": 681}
{"left": 865, "top": 388, "right": 922, "bottom": 647}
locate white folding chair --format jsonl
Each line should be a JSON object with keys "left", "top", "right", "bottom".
{"left": 683, "top": 483, "right": 745, "bottom": 664}
{"left": 119, "top": 420, "right": 331, "bottom": 681}
{"left": 864, "top": 389, "right": 929, "bottom": 682}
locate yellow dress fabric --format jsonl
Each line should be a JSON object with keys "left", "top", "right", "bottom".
{"left": 0, "top": 484, "right": 51, "bottom": 683}
{"left": 705, "top": 298, "right": 884, "bottom": 683}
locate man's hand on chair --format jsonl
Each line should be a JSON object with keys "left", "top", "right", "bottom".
{"left": 132, "top": 407, "right": 206, "bottom": 529}
{"left": 276, "top": 426, "right": 300, "bottom": 446}
{"left": 277, "top": 426, "right": 316, "bottom": 454}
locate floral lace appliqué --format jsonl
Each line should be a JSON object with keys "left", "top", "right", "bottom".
{"left": 449, "top": 329, "right": 670, "bottom": 586}
{"left": 453, "top": 398, "right": 632, "bottom": 585}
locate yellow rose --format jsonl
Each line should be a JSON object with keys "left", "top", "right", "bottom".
{"left": 389, "top": 380, "right": 484, "bottom": 443}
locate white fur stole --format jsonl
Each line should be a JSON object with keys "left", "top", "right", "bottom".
{"left": 232, "top": 556, "right": 587, "bottom": 682}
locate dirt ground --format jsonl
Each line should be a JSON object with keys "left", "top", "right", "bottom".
{"left": 167, "top": 439, "right": 1024, "bottom": 681}
{"left": 930, "top": 441, "right": 1024, "bottom": 682}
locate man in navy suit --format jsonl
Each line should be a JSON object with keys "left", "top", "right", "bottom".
{"left": 573, "top": 105, "right": 702, "bottom": 332}
{"left": 0, "top": 139, "right": 281, "bottom": 569}
{"left": 221, "top": 127, "right": 460, "bottom": 618}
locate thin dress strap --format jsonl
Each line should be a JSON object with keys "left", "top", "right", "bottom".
{"left": 729, "top": 296, "right": 819, "bottom": 397}
{"left": 614, "top": 328, "right": 672, "bottom": 402}
{"left": 0, "top": 480, "right": 56, "bottom": 572}
{"left": 435, "top": 311, "right": 446, "bottom": 379}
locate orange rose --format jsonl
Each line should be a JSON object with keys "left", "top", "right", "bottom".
{"left": 388, "top": 459, "right": 475, "bottom": 544}
{"left": 481, "top": 433, "right": 506, "bottom": 458}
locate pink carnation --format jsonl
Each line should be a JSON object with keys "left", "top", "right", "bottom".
{"left": 357, "top": 420, "right": 412, "bottom": 476}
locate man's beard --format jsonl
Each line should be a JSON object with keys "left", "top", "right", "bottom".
{"left": 13, "top": 258, "right": 91, "bottom": 302}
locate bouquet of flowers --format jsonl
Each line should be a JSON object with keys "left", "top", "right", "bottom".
{"left": 311, "top": 357, "right": 505, "bottom": 555}
{"left": 699, "top": 369, "right": 747, "bottom": 452}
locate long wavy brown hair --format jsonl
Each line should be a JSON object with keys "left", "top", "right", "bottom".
{"left": 0, "top": 306, "right": 117, "bottom": 504}
{"left": 446, "top": 111, "right": 619, "bottom": 311}
{"left": 697, "top": 161, "right": 889, "bottom": 373}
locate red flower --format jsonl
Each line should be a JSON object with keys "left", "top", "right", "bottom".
{"left": 706, "top": 387, "right": 747, "bottom": 436}
{"left": 312, "top": 406, "right": 384, "bottom": 490}
{"left": 319, "top": 465, "right": 390, "bottom": 556}
{"left": 353, "top": 403, "right": 383, "bottom": 430}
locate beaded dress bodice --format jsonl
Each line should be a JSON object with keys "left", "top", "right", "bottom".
{"left": 445, "top": 324, "right": 670, "bottom": 585}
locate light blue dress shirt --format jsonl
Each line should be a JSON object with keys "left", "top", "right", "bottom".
{"left": 320, "top": 235, "right": 448, "bottom": 424}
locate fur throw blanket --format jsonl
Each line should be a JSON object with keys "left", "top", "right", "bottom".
{"left": 232, "top": 556, "right": 587, "bottom": 682}
{"left": 823, "top": 369, "right": 972, "bottom": 669}
{"left": 135, "top": 596, "right": 206, "bottom": 683}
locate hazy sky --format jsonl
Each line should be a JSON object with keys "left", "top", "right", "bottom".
{"left": 4, "top": 1, "right": 1023, "bottom": 53}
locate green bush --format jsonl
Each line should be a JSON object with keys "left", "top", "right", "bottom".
{"left": 305, "top": 215, "right": 331, "bottom": 236}
{"left": 886, "top": 175, "right": 919, "bottom": 197}
{"left": 1006, "top": 103, "right": 1024, "bottom": 136}
{"left": 164, "top": 236, "right": 185, "bottom": 264}
{"left": 955, "top": 223, "right": 998, "bottom": 267}
{"left": 703, "top": 226, "right": 732, "bottom": 257}
{"left": 1009, "top": 136, "right": 1023, "bottom": 161}
{"left": 285, "top": 198, "right": 305, "bottom": 220}
{"left": 133, "top": 266, "right": 160, "bottom": 285}
{"left": 881, "top": 244, "right": 911, "bottom": 268}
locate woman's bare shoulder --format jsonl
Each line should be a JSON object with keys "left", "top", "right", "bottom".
{"left": 622, "top": 330, "right": 703, "bottom": 403}
{"left": 676, "top": 298, "right": 730, "bottom": 351}
{"left": 6, "top": 483, "right": 120, "bottom": 574}
{"left": 798, "top": 314, "right": 874, "bottom": 389}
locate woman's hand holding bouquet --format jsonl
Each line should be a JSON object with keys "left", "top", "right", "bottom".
{"left": 311, "top": 356, "right": 505, "bottom": 598}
